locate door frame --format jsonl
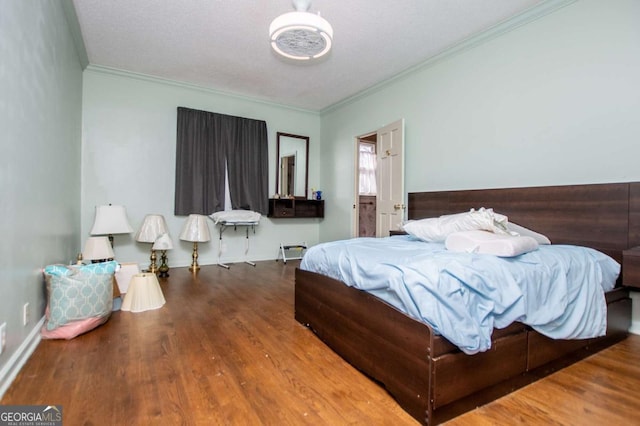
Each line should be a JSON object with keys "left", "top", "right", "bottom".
{"left": 352, "top": 132, "right": 377, "bottom": 238}
{"left": 352, "top": 120, "right": 405, "bottom": 238}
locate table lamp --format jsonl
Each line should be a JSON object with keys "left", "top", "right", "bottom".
{"left": 153, "top": 233, "right": 174, "bottom": 278}
{"left": 82, "top": 236, "right": 115, "bottom": 262}
{"left": 135, "top": 214, "right": 168, "bottom": 274}
{"left": 179, "top": 214, "right": 211, "bottom": 272}
{"left": 90, "top": 204, "right": 134, "bottom": 251}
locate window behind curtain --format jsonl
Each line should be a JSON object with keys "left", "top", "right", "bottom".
{"left": 359, "top": 142, "right": 377, "bottom": 195}
{"left": 174, "top": 107, "right": 269, "bottom": 215}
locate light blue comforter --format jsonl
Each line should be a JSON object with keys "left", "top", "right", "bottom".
{"left": 300, "top": 235, "right": 619, "bottom": 354}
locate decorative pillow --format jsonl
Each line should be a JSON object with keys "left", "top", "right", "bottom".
{"left": 403, "top": 208, "right": 508, "bottom": 242}
{"left": 42, "top": 261, "right": 118, "bottom": 334}
{"left": 445, "top": 230, "right": 539, "bottom": 257}
{"left": 505, "top": 221, "right": 552, "bottom": 245}
{"left": 40, "top": 313, "right": 109, "bottom": 340}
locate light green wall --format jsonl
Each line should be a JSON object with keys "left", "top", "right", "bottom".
{"left": 81, "top": 69, "right": 321, "bottom": 267}
{"left": 0, "top": 0, "right": 83, "bottom": 395}
{"left": 319, "top": 0, "right": 640, "bottom": 241}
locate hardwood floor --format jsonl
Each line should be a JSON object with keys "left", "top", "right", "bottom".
{"left": 2, "top": 260, "right": 639, "bottom": 425}
{"left": 446, "top": 335, "right": 640, "bottom": 426}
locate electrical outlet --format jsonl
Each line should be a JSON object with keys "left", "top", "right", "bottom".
{"left": 23, "top": 303, "right": 29, "bottom": 326}
{"left": 0, "top": 322, "right": 6, "bottom": 355}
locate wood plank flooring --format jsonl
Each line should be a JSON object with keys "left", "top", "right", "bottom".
{"left": 446, "top": 335, "right": 640, "bottom": 425}
{"left": 2, "top": 260, "right": 639, "bottom": 425}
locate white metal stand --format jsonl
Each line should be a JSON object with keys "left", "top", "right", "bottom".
{"left": 277, "top": 242, "right": 307, "bottom": 263}
{"left": 217, "top": 221, "right": 258, "bottom": 269}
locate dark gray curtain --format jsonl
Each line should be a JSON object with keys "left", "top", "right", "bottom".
{"left": 174, "top": 107, "right": 268, "bottom": 215}
{"left": 227, "top": 117, "right": 269, "bottom": 214}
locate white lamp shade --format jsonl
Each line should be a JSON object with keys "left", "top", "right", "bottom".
{"left": 179, "top": 214, "right": 211, "bottom": 242}
{"left": 83, "top": 236, "right": 115, "bottom": 260}
{"left": 152, "top": 233, "right": 174, "bottom": 250}
{"left": 135, "top": 214, "right": 168, "bottom": 243}
{"left": 90, "top": 205, "right": 134, "bottom": 235}
{"left": 121, "top": 273, "right": 166, "bottom": 313}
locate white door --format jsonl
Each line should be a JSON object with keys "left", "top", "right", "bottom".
{"left": 376, "top": 119, "right": 405, "bottom": 237}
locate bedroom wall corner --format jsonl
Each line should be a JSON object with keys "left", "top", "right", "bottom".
{"left": 0, "top": 0, "right": 83, "bottom": 398}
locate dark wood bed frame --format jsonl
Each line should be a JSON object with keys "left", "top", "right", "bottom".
{"left": 295, "top": 182, "right": 636, "bottom": 425}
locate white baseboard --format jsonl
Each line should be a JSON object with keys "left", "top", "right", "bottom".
{"left": 0, "top": 316, "right": 44, "bottom": 400}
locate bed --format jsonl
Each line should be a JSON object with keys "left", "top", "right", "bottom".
{"left": 295, "top": 182, "right": 635, "bottom": 425}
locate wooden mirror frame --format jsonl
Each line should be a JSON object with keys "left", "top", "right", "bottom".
{"left": 275, "top": 132, "right": 309, "bottom": 199}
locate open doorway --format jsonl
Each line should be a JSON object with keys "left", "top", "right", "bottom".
{"left": 356, "top": 134, "right": 378, "bottom": 237}
{"left": 353, "top": 119, "right": 405, "bottom": 238}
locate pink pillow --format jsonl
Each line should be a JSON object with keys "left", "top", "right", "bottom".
{"left": 40, "top": 316, "right": 108, "bottom": 339}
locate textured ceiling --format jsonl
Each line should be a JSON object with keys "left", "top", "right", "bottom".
{"left": 72, "top": 0, "right": 547, "bottom": 111}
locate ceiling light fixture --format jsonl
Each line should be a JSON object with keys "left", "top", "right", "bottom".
{"left": 269, "top": 0, "right": 333, "bottom": 61}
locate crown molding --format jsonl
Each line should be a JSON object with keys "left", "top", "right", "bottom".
{"left": 84, "top": 64, "right": 320, "bottom": 115}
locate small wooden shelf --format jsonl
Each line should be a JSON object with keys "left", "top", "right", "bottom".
{"left": 268, "top": 198, "right": 324, "bottom": 218}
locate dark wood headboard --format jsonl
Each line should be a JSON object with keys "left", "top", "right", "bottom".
{"left": 408, "top": 182, "right": 640, "bottom": 264}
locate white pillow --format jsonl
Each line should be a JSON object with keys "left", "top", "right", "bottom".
{"left": 445, "top": 230, "right": 539, "bottom": 257}
{"left": 210, "top": 210, "right": 261, "bottom": 224}
{"left": 403, "top": 208, "right": 508, "bottom": 242}
{"left": 505, "top": 221, "right": 551, "bottom": 245}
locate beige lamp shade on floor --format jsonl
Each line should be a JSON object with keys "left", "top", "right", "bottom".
{"left": 121, "top": 273, "right": 166, "bottom": 313}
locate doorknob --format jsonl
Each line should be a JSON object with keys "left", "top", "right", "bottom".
{"left": 385, "top": 149, "right": 391, "bottom": 156}
{"left": 394, "top": 204, "right": 405, "bottom": 210}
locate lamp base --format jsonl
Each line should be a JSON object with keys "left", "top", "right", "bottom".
{"left": 148, "top": 249, "right": 158, "bottom": 274}
{"left": 158, "top": 250, "right": 170, "bottom": 278}
{"left": 189, "top": 242, "right": 200, "bottom": 273}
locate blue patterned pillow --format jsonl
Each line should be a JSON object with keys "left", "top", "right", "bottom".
{"left": 43, "top": 261, "right": 118, "bottom": 331}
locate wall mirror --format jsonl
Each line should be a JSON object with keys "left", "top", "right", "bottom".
{"left": 275, "top": 132, "right": 309, "bottom": 199}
